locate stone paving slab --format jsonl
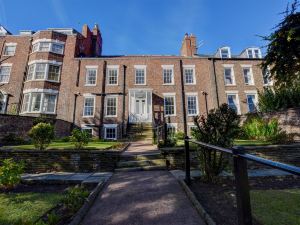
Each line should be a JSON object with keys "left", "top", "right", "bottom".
{"left": 81, "top": 170, "right": 206, "bottom": 225}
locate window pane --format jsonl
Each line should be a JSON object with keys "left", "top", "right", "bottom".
{"left": 84, "top": 97, "right": 94, "bottom": 116}
{"left": 164, "top": 96, "right": 175, "bottom": 115}
{"left": 135, "top": 68, "right": 145, "bottom": 84}
{"left": 254, "top": 49, "right": 260, "bottom": 58}
{"left": 247, "top": 95, "right": 256, "bottom": 112}
{"left": 187, "top": 96, "right": 197, "bottom": 115}
{"left": 248, "top": 50, "right": 253, "bottom": 58}
{"left": 35, "top": 64, "right": 46, "bottom": 79}
{"left": 243, "top": 68, "right": 252, "bottom": 85}
{"left": 4, "top": 45, "right": 16, "bottom": 55}
{"left": 48, "top": 65, "right": 60, "bottom": 81}
{"left": 22, "top": 94, "right": 30, "bottom": 112}
{"left": 39, "top": 42, "right": 50, "bottom": 51}
{"left": 105, "top": 127, "right": 116, "bottom": 139}
{"left": 0, "top": 66, "right": 11, "bottom": 83}
{"left": 221, "top": 49, "right": 229, "bottom": 58}
{"left": 227, "top": 95, "right": 238, "bottom": 113}
{"left": 31, "top": 93, "right": 42, "bottom": 112}
{"left": 108, "top": 69, "right": 118, "bottom": 84}
{"left": 184, "top": 68, "right": 194, "bottom": 84}
{"left": 32, "top": 43, "right": 39, "bottom": 52}
{"left": 163, "top": 69, "right": 173, "bottom": 84}
{"left": 106, "top": 97, "right": 117, "bottom": 116}
{"left": 27, "top": 65, "right": 35, "bottom": 80}
{"left": 43, "top": 94, "right": 56, "bottom": 113}
{"left": 86, "top": 69, "right": 97, "bottom": 85}
{"left": 224, "top": 68, "right": 233, "bottom": 85}
{"left": 52, "top": 44, "right": 64, "bottom": 54}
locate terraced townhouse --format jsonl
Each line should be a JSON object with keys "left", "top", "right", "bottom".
{"left": 0, "top": 24, "right": 272, "bottom": 139}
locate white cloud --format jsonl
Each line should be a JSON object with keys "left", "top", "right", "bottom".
{"left": 50, "top": 0, "right": 69, "bottom": 26}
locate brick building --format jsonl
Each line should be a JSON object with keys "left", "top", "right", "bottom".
{"left": 0, "top": 24, "right": 272, "bottom": 139}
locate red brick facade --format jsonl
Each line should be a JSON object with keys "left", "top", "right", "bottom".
{"left": 0, "top": 25, "right": 271, "bottom": 139}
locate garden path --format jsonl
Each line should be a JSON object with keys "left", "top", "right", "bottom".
{"left": 81, "top": 170, "right": 206, "bottom": 225}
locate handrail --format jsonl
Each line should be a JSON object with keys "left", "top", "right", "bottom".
{"left": 184, "top": 137, "right": 300, "bottom": 225}
{"left": 186, "top": 138, "right": 300, "bottom": 176}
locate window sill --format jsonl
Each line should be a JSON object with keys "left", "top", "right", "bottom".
{"left": 0, "top": 82, "right": 9, "bottom": 84}
{"left": 188, "top": 114, "right": 198, "bottom": 117}
{"left": 106, "top": 84, "right": 118, "bottom": 86}
{"left": 184, "top": 83, "right": 196, "bottom": 85}
{"left": 82, "top": 115, "right": 94, "bottom": 118}
{"left": 3, "top": 54, "right": 15, "bottom": 57}
{"left": 164, "top": 114, "right": 176, "bottom": 117}
{"left": 135, "top": 84, "right": 147, "bottom": 86}
{"left": 225, "top": 84, "right": 237, "bottom": 87}
{"left": 84, "top": 84, "right": 97, "bottom": 87}
{"left": 105, "top": 115, "right": 118, "bottom": 118}
{"left": 24, "top": 80, "right": 60, "bottom": 83}
{"left": 163, "top": 83, "right": 175, "bottom": 86}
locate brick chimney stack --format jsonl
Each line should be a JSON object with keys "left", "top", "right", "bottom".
{"left": 80, "top": 24, "right": 102, "bottom": 57}
{"left": 180, "top": 33, "right": 197, "bottom": 57}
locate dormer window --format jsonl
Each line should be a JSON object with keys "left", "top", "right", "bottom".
{"left": 220, "top": 47, "right": 231, "bottom": 58}
{"left": 247, "top": 48, "right": 261, "bottom": 59}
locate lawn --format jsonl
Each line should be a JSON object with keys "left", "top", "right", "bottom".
{"left": 1, "top": 140, "right": 121, "bottom": 150}
{"left": 234, "top": 139, "right": 272, "bottom": 146}
{"left": 251, "top": 189, "right": 300, "bottom": 225}
{"left": 0, "top": 192, "right": 64, "bottom": 225}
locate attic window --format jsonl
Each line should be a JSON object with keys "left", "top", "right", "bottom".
{"left": 220, "top": 48, "right": 230, "bottom": 58}
{"left": 247, "top": 48, "right": 261, "bottom": 59}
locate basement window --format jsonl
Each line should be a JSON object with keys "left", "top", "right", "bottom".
{"left": 104, "top": 124, "right": 117, "bottom": 140}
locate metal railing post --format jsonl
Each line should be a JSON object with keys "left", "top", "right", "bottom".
{"left": 184, "top": 137, "right": 191, "bottom": 185}
{"left": 233, "top": 149, "right": 252, "bottom": 225}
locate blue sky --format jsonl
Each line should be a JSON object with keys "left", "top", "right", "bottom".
{"left": 0, "top": 0, "right": 293, "bottom": 55}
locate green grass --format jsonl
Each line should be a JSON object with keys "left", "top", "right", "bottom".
{"left": 251, "top": 189, "right": 300, "bottom": 225}
{"left": 234, "top": 139, "right": 272, "bottom": 146}
{"left": 0, "top": 192, "right": 64, "bottom": 225}
{"left": 2, "top": 140, "right": 121, "bottom": 150}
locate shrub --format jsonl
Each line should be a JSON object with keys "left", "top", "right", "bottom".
{"left": 28, "top": 123, "right": 55, "bottom": 150}
{"left": 2, "top": 133, "right": 27, "bottom": 145}
{"left": 192, "top": 104, "right": 240, "bottom": 182}
{"left": 70, "top": 129, "right": 89, "bottom": 150}
{"left": 33, "top": 116, "right": 55, "bottom": 125}
{"left": 242, "top": 115, "right": 291, "bottom": 144}
{"left": 0, "top": 158, "right": 24, "bottom": 189}
{"left": 62, "top": 185, "right": 89, "bottom": 213}
{"left": 175, "top": 131, "right": 185, "bottom": 140}
{"left": 61, "top": 136, "right": 70, "bottom": 142}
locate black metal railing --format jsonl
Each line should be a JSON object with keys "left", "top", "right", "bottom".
{"left": 184, "top": 137, "right": 300, "bottom": 225}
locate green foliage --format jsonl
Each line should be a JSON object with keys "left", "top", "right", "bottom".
{"left": 192, "top": 104, "right": 240, "bottom": 182}
{"left": 258, "top": 87, "right": 300, "bottom": 112}
{"left": 62, "top": 185, "right": 89, "bottom": 213}
{"left": 70, "top": 129, "right": 89, "bottom": 150}
{"left": 28, "top": 123, "right": 54, "bottom": 150}
{"left": 0, "top": 159, "right": 24, "bottom": 189}
{"left": 242, "top": 115, "right": 291, "bottom": 144}
{"left": 46, "top": 211, "right": 60, "bottom": 225}
{"left": 33, "top": 116, "right": 54, "bottom": 126}
{"left": 60, "top": 136, "right": 70, "bottom": 142}
{"left": 175, "top": 131, "right": 185, "bottom": 140}
{"left": 261, "top": 1, "right": 300, "bottom": 89}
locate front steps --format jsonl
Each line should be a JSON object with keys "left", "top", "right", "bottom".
{"left": 116, "top": 152, "right": 167, "bottom": 172}
{"left": 127, "top": 123, "right": 154, "bottom": 141}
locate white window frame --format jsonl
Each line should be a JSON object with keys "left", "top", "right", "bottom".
{"left": 0, "top": 91, "right": 8, "bottom": 113}
{"left": 223, "top": 64, "right": 236, "bottom": 86}
{"left": 0, "top": 63, "right": 12, "bottom": 84}
{"left": 225, "top": 91, "right": 241, "bottom": 115}
{"left": 262, "top": 67, "right": 273, "bottom": 86}
{"left": 241, "top": 65, "right": 254, "bottom": 85}
{"left": 3, "top": 43, "right": 17, "bottom": 56}
{"left": 163, "top": 93, "right": 176, "bottom": 116}
{"left": 162, "top": 65, "right": 174, "bottom": 85}
{"left": 105, "top": 95, "right": 118, "bottom": 117}
{"left": 83, "top": 95, "right": 95, "bottom": 118}
{"left": 106, "top": 65, "right": 119, "bottom": 86}
{"left": 186, "top": 93, "right": 199, "bottom": 116}
{"left": 245, "top": 90, "right": 258, "bottom": 113}
{"left": 246, "top": 48, "right": 262, "bottom": 59}
{"left": 21, "top": 89, "right": 58, "bottom": 114}
{"left": 220, "top": 47, "right": 231, "bottom": 58}
{"left": 167, "top": 123, "right": 178, "bottom": 135}
{"left": 31, "top": 39, "right": 65, "bottom": 55}
{"left": 85, "top": 66, "right": 98, "bottom": 86}
{"left": 183, "top": 65, "right": 196, "bottom": 85}
{"left": 104, "top": 124, "right": 118, "bottom": 140}
{"left": 27, "top": 60, "right": 62, "bottom": 82}
{"left": 134, "top": 65, "right": 147, "bottom": 85}
{"left": 81, "top": 125, "right": 95, "bottom": 137}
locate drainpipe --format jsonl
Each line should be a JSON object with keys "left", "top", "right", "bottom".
{"left": 212, "top": 58, "right": 220, "bottom": 107}
{"left": 17, "top": 37, "right": 33, "bottom": 114}
{"left": 76, "top": 59, "right": 81, "bottom": 87}
{"left": 122, "top": 65, "right": 127, "bottom": 137}
{"left": 99, "top": 61, "right": 107, "bottom": 139}
{"left": 179, "top": 60, "right": 188, "bottom": 136}
{"left": 72, "top": 93, "right": 79, "bottom": 130}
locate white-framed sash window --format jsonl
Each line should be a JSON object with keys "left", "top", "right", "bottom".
{"left": 134, "top": 65, "right": 146, "bottom": 85}
{"left": 107, "top": 65, "right": 119, "bottom": 85}
{"left": 163, "top": 93, "right": 176, "bottom": 116}
{"left": 85, "top": 66, "right": 98, "bottom": 86}
{"left": 226, "top": 92, "right": 240, "bottom": 115}
{"left": 242, "top": 66, "right": 254, "bottom": 85}
{"left": 0, "top": 64, "right": 12, "bottom": 83}
{"left": 104, "top": 124, "right": 118, "bottom": 140}
{"left": 186, "top": 94, "right": 198, "bottom": 116}
{"left": 83, "top": 96, "right": 95, "bottom": 117}
{"left": 32, "top": 39, "right": 65, "bottom": 54}
{"left": 3, "top": 43, "right": 17, "bottom": 56}
{"left": 26, "top": 61, "right": 61, "bottom": 82}
{"left": 223, "top": 65, "right": 235, "bottom": 85}
{"left": 183, "top": 65, "right": 195, "bottom": 84}
{"left": 162, "top": 65, "right": 174, "bottom": 85}
{"left": 105, "top": 96, "right": 117, "bottom": 117}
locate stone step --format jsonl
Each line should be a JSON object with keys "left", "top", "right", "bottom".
{"left": 117, "top": 159, "right": 166, "bottom": 168}
{"left": 115, "top": 165, "right": 166, "bottom": 172}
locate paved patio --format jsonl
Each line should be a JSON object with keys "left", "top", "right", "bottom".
{"left": 122, "top": 139, "right": 159, "bottom": 155}
{"left": 81, "top": 170, "right": 206, "bottom": 225}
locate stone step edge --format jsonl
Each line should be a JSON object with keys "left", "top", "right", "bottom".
{"left": 115, "top": 165, "right": 166, "bottom": 172}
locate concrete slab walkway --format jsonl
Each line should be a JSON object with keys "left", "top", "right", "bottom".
{"left": 122, "top": 139, "right": 159, "bottom": 156}
{"left": 81, "top": 170, "right": 206, "bottom": 225}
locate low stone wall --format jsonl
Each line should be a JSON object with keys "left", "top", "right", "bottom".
{"left": 0, "top": 148, "right": 127, "bottom": 173}
{"left": 0, "top": 114, "right": 73, "bottom": 140}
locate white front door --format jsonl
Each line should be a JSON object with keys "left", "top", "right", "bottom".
{"left": 129, "top": 89, "right": 152, "bottom": 123}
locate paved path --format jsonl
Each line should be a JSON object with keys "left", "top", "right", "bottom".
{"left": 81, "top": 170, "right": 205, "bottom": 225}
{"left": 122, "top": 139, "right": 159, "bottom": 156}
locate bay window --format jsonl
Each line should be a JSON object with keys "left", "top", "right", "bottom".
{"left": 26, "top": 61, "right": 61, "bottom": 82}
{"left": 22, "top": 90, "right": 58, "bottom": 114}
{"left": 32, "top": 39, "right": 65, "bottom": 54}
